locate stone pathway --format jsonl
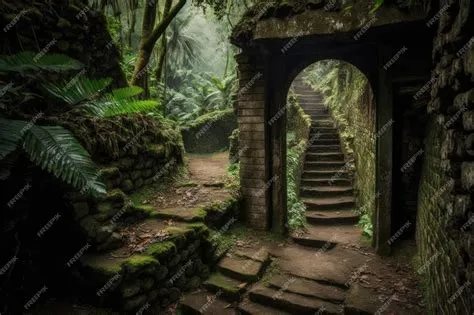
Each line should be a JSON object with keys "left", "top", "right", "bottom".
{"left": 176, "top": 81, "right": 425, "bottom": 315}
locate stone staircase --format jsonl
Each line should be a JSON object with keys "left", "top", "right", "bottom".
{"left": 290, "top": 79, "right": 360, "bottom": 249}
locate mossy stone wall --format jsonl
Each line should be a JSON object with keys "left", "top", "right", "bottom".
{"left": 181, "top": 109, "right": 237, "bottom": 153}
{"left": 415, "top": 0, "right": 474, "bottom": 313}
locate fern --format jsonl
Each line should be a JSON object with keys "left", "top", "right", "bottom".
{"left": 110, "top": 86, "right": 144, "bottom": 100}
{"left": 22, "top": 124, "right": 106, "bottom": 196}
{"left": 0, "top": 51, "right": 83, "bottom": 73}
{"left": 0, "top": 118, "right": 28, "bottom": 158}
{"left": 43, "top": 77, "right": 113, "bottom": 105}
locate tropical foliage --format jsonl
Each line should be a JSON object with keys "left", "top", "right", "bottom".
{"left": 0, "top": 52, "right": 160, "bottom": 196}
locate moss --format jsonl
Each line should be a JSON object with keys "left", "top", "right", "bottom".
{"left": 145, "top": 241, "right": 177, "bottom": 261}
{"left": 122, "top": 255, "right": 159, "bottom": 273}
{"left": 187, "top": 222, "right": 210, "bottom": 236}
{"left": 99, "top": 166, "right": 121, "bottom": 179}
{"left": 180, "top": 109, "right": 237, "bottom": 153}
{"left": 81, "top": 255, "right": 123, "bottom": 276}
{"left": 205, "top": 273, "right": 241, "bottom": 294}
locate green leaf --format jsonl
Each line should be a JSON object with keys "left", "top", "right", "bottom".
{"left": 0, "top": 51, "right": 83, "bottom": 73}
{"left": 109, "top": 86, "right": 144, "bottom": 100}
{"left": 0, "top": 118, "right": 28, "bottom": 159}
{"left": 22, "top": 125, "right": 106, "bottom": 196}
{"left": 43, "top": 77, "right": 112, "bottom": 106}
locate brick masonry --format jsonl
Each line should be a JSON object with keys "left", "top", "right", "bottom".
{"left": 236, "top": 53, "right": 268, "bottom": 229}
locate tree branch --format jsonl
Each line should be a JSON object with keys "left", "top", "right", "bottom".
{"left": 144, "top": 0, "right": 186, "bottom": 51}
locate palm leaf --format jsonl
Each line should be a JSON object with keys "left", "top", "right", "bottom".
{"left": 22, "top": 125, "right": 106, "bottom": 196}
{"left": 43, "top": 77, "right": 112, "bottom": 105}
{"left": 0, "top": 51, "right": 83, "bottom": 73}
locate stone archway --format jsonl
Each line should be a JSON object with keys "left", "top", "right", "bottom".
{"left": 231, "top": 2, "right": 432, "bottom": 255}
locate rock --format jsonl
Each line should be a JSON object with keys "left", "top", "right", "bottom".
{"left": 142, "top": 169, "right": 153, "bottom": 178}
{"left": 118, "top": 157, "right": 135, "bottom": 169}
{"left": 79, "top": 216, "right": 99, "bottom": 239}
{"left": 121, "top": 282, "right": 141, "bottom": 298}
{"left": 72, "top": 202, "right": 89, "bottom": 219}
{"left": 131, "top": 171, "right": 142, "bottom": 181}
{"left": 134, "top": 178, "right": 144, "bottom": 189}
{"left": 461, "top": 162, "right": 474, "bottom": 190}
{"left": 188, "top": 276, "right": 201, "bottom": 290}
{"left": 97, "top": 202, "right": 115, "bottom": 219}
{"left": 97, "top": 233, "right": 123, "bottom": 251}
{"left": 124, "top": 294, "right": 147, "bottom": 311}
{"left": 169, "top": 287, "right": 181, "bottom": 302}
{"left": 155, "top": 266, "right": 169, "bottom": 282}
{"left": 96, "top": 226, "right": 114, "bottom": 243}
{"left": 140, "top": 277, "right": 155, "bottom": 291}
{"left": 463, "top": 110, "right": 474, "bottom": 130}
{"left": 145, "top": 159, "right": 154, "bottom": 168}
{"left": 121, "top": 179, "right": 134, "bottom": 193}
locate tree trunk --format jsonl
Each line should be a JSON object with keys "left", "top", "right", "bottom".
{"left": 130, "top": 0, "right": 186, "bottom": 90}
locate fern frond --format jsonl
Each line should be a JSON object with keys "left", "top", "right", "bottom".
{"left": 101, "top": 99, "right": 159, "bottom": 117}
{"left": 43, "top": 77, "right": 112, "bottom": 105}
{"left": 0, "top": 51, "right": 83, "bottom": 73}
{"left": 0, "top": 118, "right": 28, "bottom": 159}
{"left": 22, "top": 125, "right": 106, "bottom": 196}
{"left": 109, "top": 86, "right": 144, "bottom": 100}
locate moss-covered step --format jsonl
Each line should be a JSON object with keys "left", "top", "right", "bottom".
{"left": 178, "top": 291, "right": 236, "bottom": 315}
{"left": 217, "top": 253, "right": 270, "bottom": 283}
{"left": 152, "top": 206, "right": 207, "bottom": 223}
{"left": 202, "top": 272, "right": 247, "bottom": 302}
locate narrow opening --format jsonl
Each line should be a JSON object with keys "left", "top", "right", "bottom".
{"left": 285, "top": 60, "right": 377, "bottom": 245}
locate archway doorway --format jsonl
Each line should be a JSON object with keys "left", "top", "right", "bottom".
{"left": 284, "top": 60, "right": 377, "bottom": 246}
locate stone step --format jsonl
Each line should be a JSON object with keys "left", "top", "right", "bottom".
{"left": 300, "top": 185, "right": 353, "bottom": 197}
{"left": 303, "top": 161, "right": 347, "bottom": 171}
{"left": 301, "top": 178, "right": 352, "bottom": 187}
{"left": 311, "top": 121, "right": 335, "bottom": 127}
{"left": 203, "top": 272, "right": 247, "bottom": 302}
{"left": 310, "top": 115, "right": 331, "bottom": 120}
{"left": 309, "top": 133, "right": 339, "bottom": 140}
{"left": 304, "top": 109, "right": 329, "bottom": 115}
{"left": 238, "top": 299, "right": 291, "bottom": 315}
{"left": 217, "top": 253, "right": 270, "bottom": 283}
{"left": 305, "top": 152, "right": 345, "bottom": 162}
{"left": 178, "top": 291, "right": 236, "bottom": 315}
{"left": 310, "top": 126, "right": 338, "bottom": 132}
{"left": 305, "top": 210, "right": 359, "bottom": 225}
{"left": 303, "top": 196, "right": 356, "bottom": 210}
{"left": 307, "top": 145, "right": 341, "bottom": 153}
{"left": 302, "top": 170, "right": 351, "bottom": 180}
{"left": 267, "top": 274, "right": 346, "bottom": 304}
{"left": 249, "top": 286, "right": 341, "bottom": 314}
{"left": 310, "top": 138, "right": 340, "bottom": 145}
{"left": 291, "top": 225, "right": 361, "bottom": 249}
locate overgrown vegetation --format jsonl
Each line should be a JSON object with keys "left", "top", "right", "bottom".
{"left": 285, "top": 91, "right": 311, "bottom": 230}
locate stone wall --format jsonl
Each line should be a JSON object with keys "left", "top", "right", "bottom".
{"left": 62, "top": 114, "right": 184, "bottom": 253}
{"left": 416, "top": 0, "right": 474, "bottom": 313}
{"left": 0, "top": 0, "right": 127, "bottom": 87}
{"left": 180, "top": 109, "right": 237, "bottom": 154}
{"left": 235, "top": 52, "right": 268, "bottom": 229}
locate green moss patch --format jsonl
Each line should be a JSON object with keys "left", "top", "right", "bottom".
{"left": 145, "top": 241, "right": 177, "bottom": 261}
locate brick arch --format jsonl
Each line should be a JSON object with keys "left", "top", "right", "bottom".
{"left": 234, "top": 23, "right": 432, "bottom": 255}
